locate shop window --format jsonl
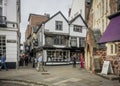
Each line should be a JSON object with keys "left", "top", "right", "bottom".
{"left": 0, "top": 35, "right": 6, "bottom": 57}
{"left": 47, "top": 50, "right": 69, "bottom": 62}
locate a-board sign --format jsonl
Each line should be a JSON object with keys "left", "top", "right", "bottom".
{"left": 101, "top": 61, "right": 113, "bottom": 75}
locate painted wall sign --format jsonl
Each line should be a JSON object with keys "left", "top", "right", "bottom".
{"left": 7, "top": 40, "right": 16, "bottom": 43}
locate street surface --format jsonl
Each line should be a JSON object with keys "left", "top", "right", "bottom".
{"left": 0, "top": 64, "right": 120, "bottom": 86}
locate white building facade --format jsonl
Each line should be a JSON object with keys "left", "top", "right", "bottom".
{"left": 0, "top": 0, "right": 21, "bottom": 68}
{"left": 69, "top": 0, "right": 85, "bottom": 20}
{"left": 35, "top": 11, "right": 87, "bottom": 65}
{"left": 69, "top": 14, "right": 87, "bottom": 61}
{"left": 36, "top": 11, "right": 70, "bottom": 65}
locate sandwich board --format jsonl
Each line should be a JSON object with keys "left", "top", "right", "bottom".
{"left": 101, "top": 61, "right": 113, "bottom": 75}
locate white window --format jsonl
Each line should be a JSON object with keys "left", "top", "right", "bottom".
{"left": 107, "top": 43, "right": 117, "bottom": 55}
{"left": 54, "top": 35, "right": 65, "bottom": 45}
{"left": 55, "top": 21, "right": 63, "bottom": 30}
{"left": 70, "top": 37, "right": 77, "bottom": 47}
{"left": 73, "top": 25, "right": 82, "bottom": 33}
{"left": 0, "top": 35, "right": 6, "bottom": 57}
{"left": 79, "top": 37, "right": 85, "bottom": 47}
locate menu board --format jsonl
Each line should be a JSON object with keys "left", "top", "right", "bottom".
{"left": 101, "top": 61, "right": 113, "bottom": 75}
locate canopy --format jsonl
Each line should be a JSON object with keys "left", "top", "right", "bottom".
{"left": 99, "top": 12, "right": 120, "bottom": 43}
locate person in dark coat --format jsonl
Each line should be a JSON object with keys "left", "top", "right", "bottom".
{"left": 72, "top": 54, "right": 77, "bottom": 68}
{"left": 0, "top": 52, "right": 8, "bottom": 71}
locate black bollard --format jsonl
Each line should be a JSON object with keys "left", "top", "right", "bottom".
{"left": 32, "top": 59, "right": 35, "bottom": 68}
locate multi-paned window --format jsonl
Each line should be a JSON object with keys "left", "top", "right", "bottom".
{"left": 47, "top": 50, "right": 69, "bottom": 62}
{"left": 107, "top": 43, "right": 117, "bottom": 55}
{"left": 55, "top": 21, "right": 63, "bottom": 30}
{"left": 79, "top": 37, "right": 85, "bottom": 47}
{"left": 0, "top": 35, "right": 6, "bottom": 57}
{"left": 73, "top": 25, "right": 82, "bottom": 32}
{"left": 70, "top": 37, "right": 77, "bottom": 47}
{"left": 0, "top": 0, "right": 2, "bottom": 16}
{"left": 54, "top": 35, "right": 65, "bottom": 45}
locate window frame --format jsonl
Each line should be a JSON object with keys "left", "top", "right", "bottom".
{"left": 107, "top": 43, "right": 117, "bottom": 55}
{"left": 54, "top": 35, "right": 65, "bottom": 45}
{"left": 73, "top": 25, "right": 82, "bottom": 33}
{"left": 0, "top": 35, "right": 6, "bottom": 57}
{"left": 55, "top": 21, "right": 63, "bottom": 31}
{"left": 79, "top": 37, "right": 85, "bottom": 47}
{"left": 70, "top": 37, "right": 77, "bottom": 46}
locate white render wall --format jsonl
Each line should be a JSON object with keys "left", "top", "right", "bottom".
{"left": 3, "top": 0, "right": 17, "bottom": 22}
{"left": 69, "top": 0, "right": 85, "bottom": 20}
{"left": 70, "top": 17, "right": 87, "bottom": 37}
{"left": 44, "top": 13, "right": 69, "bottom": 34}
{"left": 0, "top": 30, "right": 17, "bottom": 62}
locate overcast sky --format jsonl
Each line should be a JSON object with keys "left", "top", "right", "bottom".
{"left": 20, "top": 0, "right": 72, "bottom": 43}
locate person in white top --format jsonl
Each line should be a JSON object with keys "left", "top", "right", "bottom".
{"left": 36, "top": 53, "right": 43, "bottom": 72}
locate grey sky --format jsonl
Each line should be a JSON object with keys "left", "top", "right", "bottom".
{"left": 20, "top": 0, "right": 72, "bottom": 43}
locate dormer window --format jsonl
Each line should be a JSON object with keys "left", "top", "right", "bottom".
{"left": 55, "top": 21, "right": 63, "bottom": 30}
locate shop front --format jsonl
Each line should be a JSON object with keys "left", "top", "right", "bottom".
{"left": 70, "top": 47, "right": 84, "bottom": 63}
{"left": 44, "top": 49, "right": 70, "bottom": 65}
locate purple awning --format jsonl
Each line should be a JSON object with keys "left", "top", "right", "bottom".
{"left": 99, "top": 14, "right": 120, "bottom": 43}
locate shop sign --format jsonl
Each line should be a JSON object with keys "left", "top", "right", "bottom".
{"left": 7, "top": 40, "right": 16, "bottom": 43}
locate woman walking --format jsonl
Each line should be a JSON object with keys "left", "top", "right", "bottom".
{"left": 80, "top": 53, "right": 84, "bottom": 68}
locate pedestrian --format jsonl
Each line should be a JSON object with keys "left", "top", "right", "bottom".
{"left": 0, "top": 52, "right": 8, "bottom": 71}
{"left": 36, "top": 53, "right": 43, "bottom": 72}
{"left": 72, "top": 54, "right": 77, "bottom": 68}
{"left": 25, "top": 54, "right": 28, "bottom": 66}
{"left": 80, "top": 53, "right": 84, "bottom": 68}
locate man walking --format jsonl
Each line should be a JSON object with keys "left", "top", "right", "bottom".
{"left": 72, "top": 54, "right": 77, "bottom": 68}
{"left": 0, "top": 52, "right": 8, "bottom": 71}
{"left": 36, "top": 53, "right": 43, "bottom": 72}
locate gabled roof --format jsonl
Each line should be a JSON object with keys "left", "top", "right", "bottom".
{"left": 36, "top": 11, "right": 68, "bottom": 33}
{"left": 69, "top": 14, "right": 88, "bottom": 27}
{"left": 44, "top": 11, "right": 68, "bottom": 24}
